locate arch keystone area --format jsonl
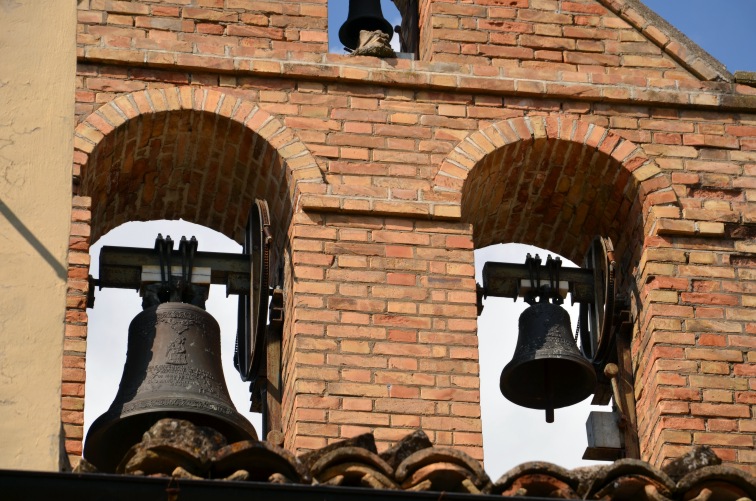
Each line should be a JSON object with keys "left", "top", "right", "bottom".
{"left": 73, "top": 86, "right": 325, "bottom": 202}
{"left": 433, "top": 116, "right": 679, "bottom": 211}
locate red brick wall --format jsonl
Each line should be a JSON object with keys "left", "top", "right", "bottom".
{"left": 63, "top": 0, "right": 756, "bottom": 474}
{"left": 282, "top": 212, "right": 480, "bottom": 453}
{"left": 77, "top": 0, "right": 328, "bottom": 62}
{"left": 634, "top": 200, "right": 756, "bottom": 467}
{"left": 413, "top": 0, "right": 713, "bottom": 82}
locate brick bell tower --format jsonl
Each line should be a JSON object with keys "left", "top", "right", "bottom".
{"left": 56, "top": 0, "right": 756, "bottom": 475}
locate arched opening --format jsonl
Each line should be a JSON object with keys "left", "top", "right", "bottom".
{"left": 64, "top": 88, "right": 325, "bottom": 461}
{"left": 462, "top": 132, "right": 637, "bottom": 264}
{"left": 80, "top": 106, "right": 293, "bottom": 252}
{"left": 450, "top": 117, "right": 668, "bottom": 475}
{"left": 84, "top": 220, "right": 262, "bottom": 439}
{"left": 475, "top": 243, "right": 606, "bottom": 477}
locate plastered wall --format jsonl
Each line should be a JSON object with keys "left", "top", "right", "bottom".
{"left": 0, "top": 0, "right": 76, "bottom": 471}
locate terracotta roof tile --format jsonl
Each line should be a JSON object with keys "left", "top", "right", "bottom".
{"left": 676, "top": 465, "right": 756, "bottom": 501}
{"left": 309, "top": 446, "right": 397, "bottom": 489}
{"left": 76, "top": 419, "right": 756, "bottom": 500}
{"left": 395, "top": 447, "right": 491, "bottom": 493}
{"left": 213, "top": 440, "right": 309, "bottom": 483}
{"left": 584, "top": 459, "right": 675, "bottom": 500}
{"left": 493, "top": 462, "right": 579, "bottom": 498}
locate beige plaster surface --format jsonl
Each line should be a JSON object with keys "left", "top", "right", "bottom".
{"left": 0, "top": 0, "right": 76, "bottom": 470}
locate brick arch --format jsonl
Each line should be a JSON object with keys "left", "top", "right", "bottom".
{"left": 73, "top": 86, "right": 324, "bottom": 245}
{"left": 433, "top": 116, "right": 678, "bottom": 263}
{"left": 63, "top": 88, "right": 326, "bottom": 459}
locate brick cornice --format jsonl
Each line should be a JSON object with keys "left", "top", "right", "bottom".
{"left": 77, "top": 50, "right": 756, "bottom": 112}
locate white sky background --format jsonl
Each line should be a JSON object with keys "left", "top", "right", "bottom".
{"left": 83, "top": 0, "right": 756, "bottom": 481}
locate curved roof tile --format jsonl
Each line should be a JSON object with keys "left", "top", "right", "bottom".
{"left": 79, "top": 421, "right": 756, "bottom": 500}
{"left": 309, "top": 446, "right": 398, "bottom": 489}
{"left": 493, "top": 462, "right": 580, "bottom": 498}
{"left": 583, "top": 459, "right": 675, "bottom": 500}
{"left": 395, "top": 447, "right": 491, "bottom": 493}
{"left": 676, "top": 465, "right": 756, "bottom": 501}
{"left": 213, "top": 440, "right": 310, "bottom": 484}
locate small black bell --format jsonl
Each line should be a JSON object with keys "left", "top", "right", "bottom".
{"left": 500, "top": 302, "right": 597, "bottom": 422}
{"left": 339, "top": 0, "right": 394, "bottom": 50}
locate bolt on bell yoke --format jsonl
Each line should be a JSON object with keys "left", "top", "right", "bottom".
{"left": 339, "top": 0, "right": 394, "bottom": 51}
{"left": 498, "top": 255, "right": 597, "bottom": 423}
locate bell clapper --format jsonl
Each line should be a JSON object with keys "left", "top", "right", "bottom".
{"left": 544, "top": 362, "right": 555, "bottom": 424}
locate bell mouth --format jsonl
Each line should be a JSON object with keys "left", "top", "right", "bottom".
{"left": 500, "top": 357, "right": 597, "bottom": 410}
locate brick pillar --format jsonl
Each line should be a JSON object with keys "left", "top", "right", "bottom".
{"left": 282, "top": 211, "right": 483, "bottom": 459}
{"left": 61, "top": 195, "right": 93, "bottom": 468}
{"left": 634, "top": 218, "right": 755, "bottom": 474}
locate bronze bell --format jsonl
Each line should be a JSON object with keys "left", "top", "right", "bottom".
{"left": 339, "top": 0, "right": 394, "bottom": 51}
{"left": 84, "top": 303, "right": 258, "bottom": 472}
{"left": 499, "top": 302, "right": 597, "bottom": 423}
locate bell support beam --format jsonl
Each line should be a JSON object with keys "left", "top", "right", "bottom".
{"left": 94, "top": 245, "right": 252, "bottom": 296}
{"left": 480, "top": 262, "right": 595, "bottom": 305}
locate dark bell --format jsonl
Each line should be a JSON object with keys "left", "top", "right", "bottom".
{"left": 500, "top": 302, "right": 597, "bottom": 422}
{"left": 339, "top": 0, "right": 394, "bottom": 50}
{"left": 84, "top": 303, "right": 258, "bottom": 472}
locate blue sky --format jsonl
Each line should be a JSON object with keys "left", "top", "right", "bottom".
{"left": 642, "top": 0, "right": 756, "bottom": 72}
